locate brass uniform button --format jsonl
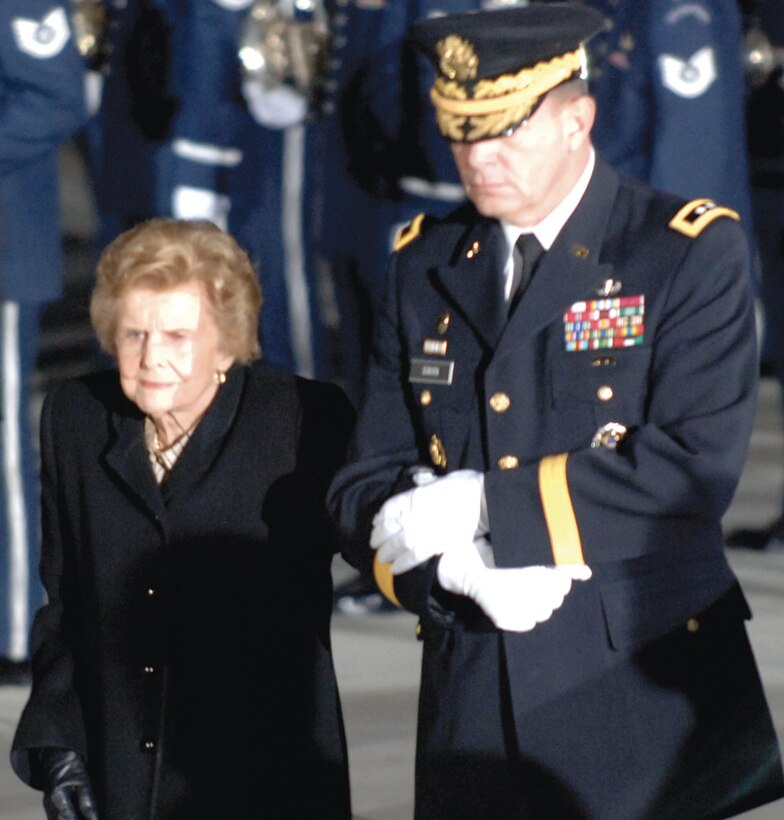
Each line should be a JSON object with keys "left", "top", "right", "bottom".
{"left": 597, "top": 385, "right": 614, "bottom": 402}
{"left": 498, "top": 455, "right": 520, "bottom": 470}
{"left": 489, "top": 392, "right": 511, "bottom": 413}
{"left": 146, "top": 587, "right": 157, "bottom": 598}
{"left": 687, "top": 618, "right": 700, "bottom": 633}
{"left": 420, "top": 390, "right": 432, "bottom": 406}
{"left": 415, "top": 622, "right": 423, "bottom": 640}
{"left": 437, "top": 313, "right": 451, "bottom": 334}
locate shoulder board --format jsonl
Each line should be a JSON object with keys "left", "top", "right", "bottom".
{"left": 668, "top": 198, "right": 739, "bottom": 238}
{"left": 393, "top": 213, "right": 427, "bottom": 252}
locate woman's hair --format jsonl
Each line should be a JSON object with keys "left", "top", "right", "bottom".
{"left": 90, "top": 219, "right": 262, "bottom": 362}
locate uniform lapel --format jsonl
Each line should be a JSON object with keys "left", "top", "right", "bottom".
{"left": 498, "top": 155, "right": 621, "bottom": 350}
{"left": 432, "top": 217, "right": 508, "bottom": 350}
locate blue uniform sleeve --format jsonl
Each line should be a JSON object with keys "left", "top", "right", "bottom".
{"left": 164, "top": 0, "right": 251, "bottom": 215}
{"left": 0, "top": 1, "right": 88, "bottom": 176}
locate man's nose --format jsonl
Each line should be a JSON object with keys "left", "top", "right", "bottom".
{"left": 464, "top": 139, "right": 498, "bottom": 167}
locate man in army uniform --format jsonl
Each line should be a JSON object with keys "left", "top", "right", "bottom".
{"left": 328, "top": 3, "right": 784, "bottom": 817}
{"left": 0, "top": 1, "right": 90, "bottom": 685}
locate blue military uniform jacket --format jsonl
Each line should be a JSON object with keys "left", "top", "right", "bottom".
{"left": 585, "top": 0, "right": 753, "bottom": 228}
{"left": 329, "top": 154, "right": 784, "bottom": 818}
{"left": 0, "top": 1, "right": 88, "bottom": 301}
{"left": 163, "top": 0, "right": 328, "bottom": 377}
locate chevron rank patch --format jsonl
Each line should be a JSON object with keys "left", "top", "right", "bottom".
{"left": 658, "top": 47, "right": 717, "bottom": 98}
{"left": 564, "top": 296, "right": 645, "bottom": 351}
{"left": 12, "top": 8, "right": 71, "bottom": 59}
{"left": 669, "top": 198, "right": 739, "bottom": 238}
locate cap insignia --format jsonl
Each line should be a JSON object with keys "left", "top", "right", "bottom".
{"left": 432, "top": 48, "right": 583, "bottom": 142}
{"left": 437, "top": 35, "right": 478, "bottom": 82}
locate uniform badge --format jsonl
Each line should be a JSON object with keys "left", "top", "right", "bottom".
{"left": 409, "top": 358, "right": 454, "bottom": 385}
{"left": 564, "top": 296, "right": 645, "bottom": 351}
{"left": 590, "top": 422, "right": 627, "bottom": 450}
{"left": 423, "top": 339, "right": 448, "bottom": 356}
{"left": 596, "top": 279, "right": 622, "bottom": 297}
{"left": 658, "top": 47, "right": 717, "bottom": 98}
{"left": 429, "top": 434, "right": 447, "bottom": 469}
{"left": 12, "top": 8, "right": 71, "bottom": 60}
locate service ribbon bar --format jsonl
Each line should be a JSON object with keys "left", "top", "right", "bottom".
{"left": 564, "top": 295, "right": 645, "bottom": 351}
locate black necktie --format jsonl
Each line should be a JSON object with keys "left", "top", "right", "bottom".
{"left": 509, "top": 233, "right": 544, "bottom": 312}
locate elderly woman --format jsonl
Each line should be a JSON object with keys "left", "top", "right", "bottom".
{"left": 11, "top": 219, "right": 353, "bottom": 819}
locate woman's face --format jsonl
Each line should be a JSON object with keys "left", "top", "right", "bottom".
{"left": 115, "top": 281, "right": 235, "bottom": 434}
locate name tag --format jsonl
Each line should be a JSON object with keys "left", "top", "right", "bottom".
{"left": 409, "top": 358, "right": 454, "bottom": 385}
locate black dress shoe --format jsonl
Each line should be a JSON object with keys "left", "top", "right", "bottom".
{"left": 0, "top": 657, "right": 32, "bottom": 686}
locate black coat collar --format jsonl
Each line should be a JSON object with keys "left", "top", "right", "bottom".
{"left": 102, "top": 365, "right": 247, "bottom": 523}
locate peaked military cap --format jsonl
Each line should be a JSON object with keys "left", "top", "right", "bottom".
{"left": 409, "top": 2, "right": 606, "bottom": 143}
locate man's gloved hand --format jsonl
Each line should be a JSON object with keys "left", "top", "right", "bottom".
{"left": 370, "top": 470, "right": 486, "bottom": 574}
{"left": 437, "top": 540, "right": 592, "bottom": 632}
{"left": 40, "top": 748, "right": 99, "bottom": 820}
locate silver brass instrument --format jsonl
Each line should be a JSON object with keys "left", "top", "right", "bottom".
{"left": 71, "top": 0, "right": 110, "bottom": 72}
{"left": 238, "top": 0, "right": 329, "bottom": 105}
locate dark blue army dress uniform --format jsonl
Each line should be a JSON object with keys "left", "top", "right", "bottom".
{"left": 329, "top": 4, "right": 784, "bottom": 818}
{"left": 0, "top": 1, "right": 88, "bottom": 674}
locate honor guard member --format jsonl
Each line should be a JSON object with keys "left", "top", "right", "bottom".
{"left": 0, "top": 1, "right": 90, "bottom": 682}
{"left": 164, "top": 0, "right": 330, "bottom": 377}
{"left": 583, "top": 0, "right": 753, "bottom": 228}
{"left": 328, "top": 0, "right": 529, "bottom": 404}
{"left": 328, "top": 4, "right": 784, "bottom": 817}
{"left": 87, "top": 0, "right": 183, "bottom": 247}
{"left": 327, "top": 0, "right": 530, "bottom": 612}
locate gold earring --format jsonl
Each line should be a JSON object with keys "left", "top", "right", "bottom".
{"left": 215, "top": 370, "right": 226, "bottom": 385}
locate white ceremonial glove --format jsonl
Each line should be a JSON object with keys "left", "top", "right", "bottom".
{"left": 437, "top": 540, "right": 593, "bottom": 632}
{"left": 242, "top": 81, "right": 308, "bottom": 128}
{"left": 171, "top": 186, "right": 231, "bottom": 230}
{"left": 370, "top": 470, "right": 486, "bottom": 575}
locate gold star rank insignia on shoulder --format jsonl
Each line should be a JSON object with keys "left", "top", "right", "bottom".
{"left": 669, "top": 198, "right": 739, "bottom": 238}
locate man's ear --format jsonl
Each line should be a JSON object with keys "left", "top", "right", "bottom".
{"left": 564, "top": 94, "right": 596, "bottom": 148}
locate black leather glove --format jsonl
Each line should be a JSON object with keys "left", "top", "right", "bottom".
{"left": 40, "top": 748, "right": 99, "bottom": 820}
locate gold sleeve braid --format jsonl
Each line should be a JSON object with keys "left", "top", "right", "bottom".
{"left": 538, "top": 453, "right": 585, "bottom": 565}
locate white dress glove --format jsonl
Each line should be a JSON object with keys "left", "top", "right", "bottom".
{"left": 242, "top": 81, "right": 308, "bottom": 128}
{"left": 370, "top": 470, "right": 486, "bottom": 574}
{"left": 437, "top": 540, "right": 592, "bottom": 632}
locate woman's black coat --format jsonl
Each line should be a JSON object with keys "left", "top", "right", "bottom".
{"left": 12, "top": 360, "right": 354, "bottom": 819}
